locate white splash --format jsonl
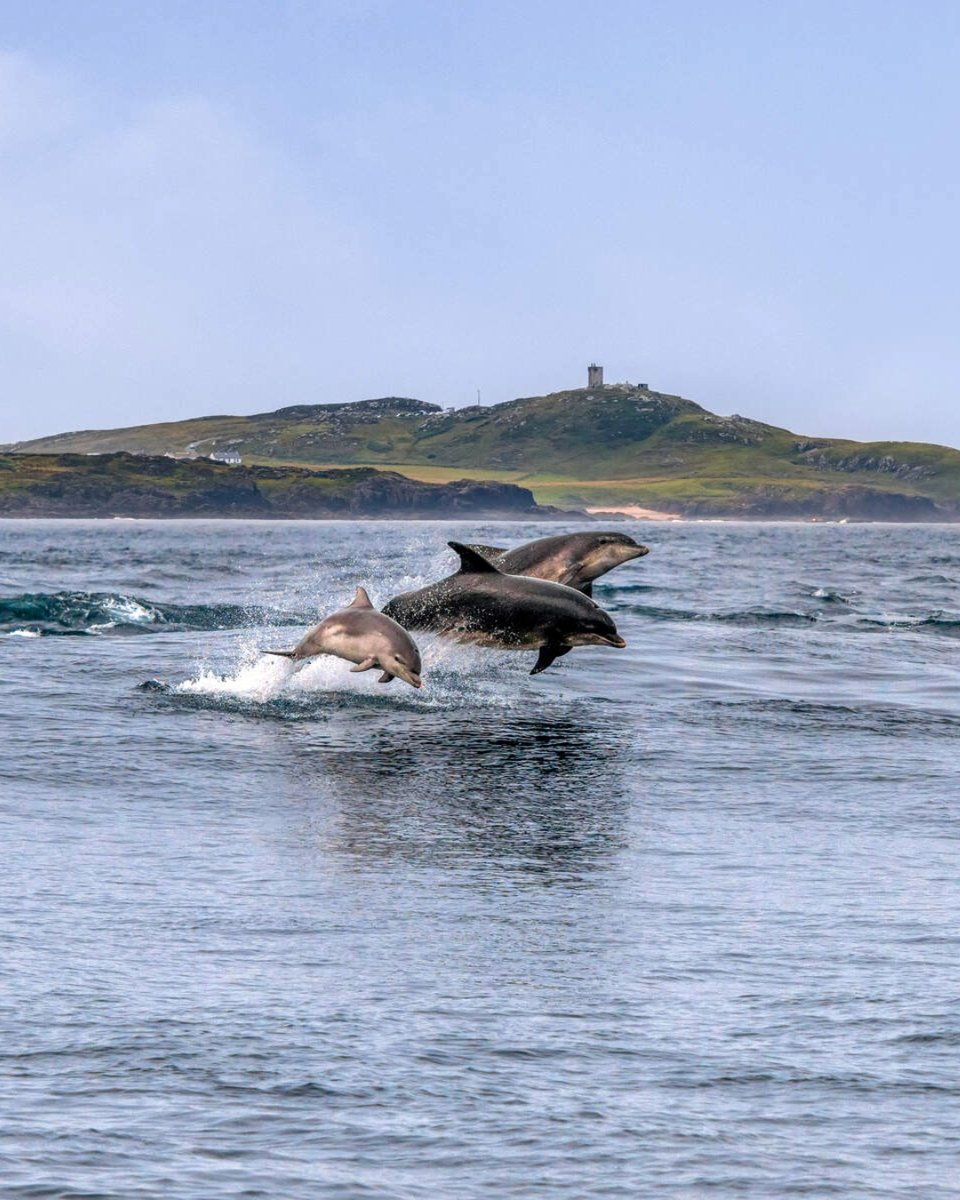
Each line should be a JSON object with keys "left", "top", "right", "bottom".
{"left": 104, "top": 595, "right": 160, "bottom": 623}
{"left": 176, "top": 654, "right": 297, "bottom": 701}
{"left": 173, "top": 636, "right": 533, "bottom": 709}
{"left": 7, "top": 628, "right": 41, "bottom": 638}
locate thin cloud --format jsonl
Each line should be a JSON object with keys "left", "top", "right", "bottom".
{"left": 0, "top": 56, "right": 383, "bottom": 437}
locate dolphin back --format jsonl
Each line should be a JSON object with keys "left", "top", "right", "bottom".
{"left": 464, "top": 543, "right": 507, "bottom": 561}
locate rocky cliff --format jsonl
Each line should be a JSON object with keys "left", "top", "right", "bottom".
{"left": 0, "top": 453, "right": 563, "bottom": 519}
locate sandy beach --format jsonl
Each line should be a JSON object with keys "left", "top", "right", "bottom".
{"left": 586, "top": 505, "right": 681, "bottom": 521}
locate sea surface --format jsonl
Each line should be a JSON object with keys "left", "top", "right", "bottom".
{"left": 2, "top": 518, "right": 959, "bottom": 1199}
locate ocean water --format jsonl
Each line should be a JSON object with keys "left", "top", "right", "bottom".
{"left": 2, "top": 518, "right": 959, "bottom": 1199}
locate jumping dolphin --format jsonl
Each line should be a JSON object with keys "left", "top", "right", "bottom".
{"left": 382, "top": 543, "right": 626, "bottom": 674}
{"left": 264, "top": 587, "right": 423, "bottom": 688}
{"left": 464, "top": 531, "right": 649, "bottom": 596}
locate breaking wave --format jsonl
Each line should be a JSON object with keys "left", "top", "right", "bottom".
{"left": 857, "top": 611, "right": 960, "bottom": 634}
{"left": 610, "top": 598, "right": 960, "bottom": 635}
{"left": 0, "top": 591, "right": 305, "bottom": 637}
{"left": 609, "top": 602, "right": 820, "bottom": 626}
{"left": 810, "top": 587, "right": 852, "bottom": 604}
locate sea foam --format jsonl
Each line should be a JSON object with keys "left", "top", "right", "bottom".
{"left": 173, "top": 636, "right": 530, "bottom": 709}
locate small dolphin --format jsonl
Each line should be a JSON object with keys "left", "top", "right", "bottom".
{"left": 464, "top": 531, "right": 649, "bottom": 596}
{"left": 264, "top": 587, "right": 423, "bottom": 688}
{"left": 382, "top": 543, "right": 626, "bottom": 675}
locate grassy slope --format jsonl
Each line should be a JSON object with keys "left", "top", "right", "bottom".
{"left": 7, "top": 388, "right": 960, "bottom": 514}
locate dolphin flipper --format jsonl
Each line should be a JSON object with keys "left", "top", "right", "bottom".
{"left": 581, "top": 582, "right": 593, "bottom": 598}
{"left": 530, "top": 644, "right": 571, "bottom": 675}
{"left": 350, "top": 656, "right": 378, "bottom": 673}
{"left": 377, "top": 671, "right": 395, "bottom": 684}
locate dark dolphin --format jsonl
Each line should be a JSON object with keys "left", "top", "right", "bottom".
{"left": 381, "top": 543, "right": 626, "bottom": 675}
{"left": 264, "top": 586, "right": 423, "bottom": 687}
{"left": 464, "top": 531, "right": 649, "bottom": 596}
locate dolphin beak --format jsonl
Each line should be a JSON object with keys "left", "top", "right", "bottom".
{"left": 626, "top": 545, "right": 650, "bottom": 560}
{"left": 394, "top": 665, "right": 423, "bottom": 689}
{"left": 605, "top": 635, "right": 627, "bottom": 648}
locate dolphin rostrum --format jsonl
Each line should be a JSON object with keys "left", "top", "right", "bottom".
{"left": 382, "top": 543, "right": 626, "bottom": 675}
{"left": 264, "top": 587, "right": 423, "bottom": 688}
{"left": 464, "top": 531, "right": 649, "bottom": 596}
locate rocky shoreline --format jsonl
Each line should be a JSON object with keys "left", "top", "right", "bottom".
{"left": 0, "top": 453, "right": 577, "bottom": 520}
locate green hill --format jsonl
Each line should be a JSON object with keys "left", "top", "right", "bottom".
{"left": 6, "top": 386, "right": 960, "bottom": 518}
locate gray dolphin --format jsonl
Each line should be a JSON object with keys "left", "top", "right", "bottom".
{"left": 264, "top": 587, "right": 423, "bottom": 688}
{"left": 382, "top": 543, "right": 626, "bottom": 675}
{"left": 464, "top": 531, "right": 649, "bottom": 596}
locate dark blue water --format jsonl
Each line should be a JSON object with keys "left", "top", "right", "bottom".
{"left": 2, "top": 519, "right": 959, "bottom": 1198}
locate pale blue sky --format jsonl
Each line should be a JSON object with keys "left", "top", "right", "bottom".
{"left": 2, "top": 1, "right": 959, "bottom": 445}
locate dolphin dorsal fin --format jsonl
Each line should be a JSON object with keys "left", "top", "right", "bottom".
{"left": 448, "top": 541, "right": 502, "bottom": 574}
{"left": 349, "top": 586, "right": 374, "bottom": 608}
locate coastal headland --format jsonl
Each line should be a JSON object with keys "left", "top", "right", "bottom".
{"left": 0, "top": 453, "right": 564, "bottom": 520}
{"left": 5, "top": 385, "right": 960, "bottom": 520}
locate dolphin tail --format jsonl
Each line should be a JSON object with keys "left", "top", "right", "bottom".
{"left": 530, "top": 644, "right": 571, "bottom": 675}
{"left": 263, "top": 649, "right": 297, "bottom": 658}
{"left": 349, "top": 656, "right": 378, "bottom": 673}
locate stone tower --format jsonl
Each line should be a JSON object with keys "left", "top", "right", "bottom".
{"left": 588, "top": 363, "right": 603, "bottom": 388}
